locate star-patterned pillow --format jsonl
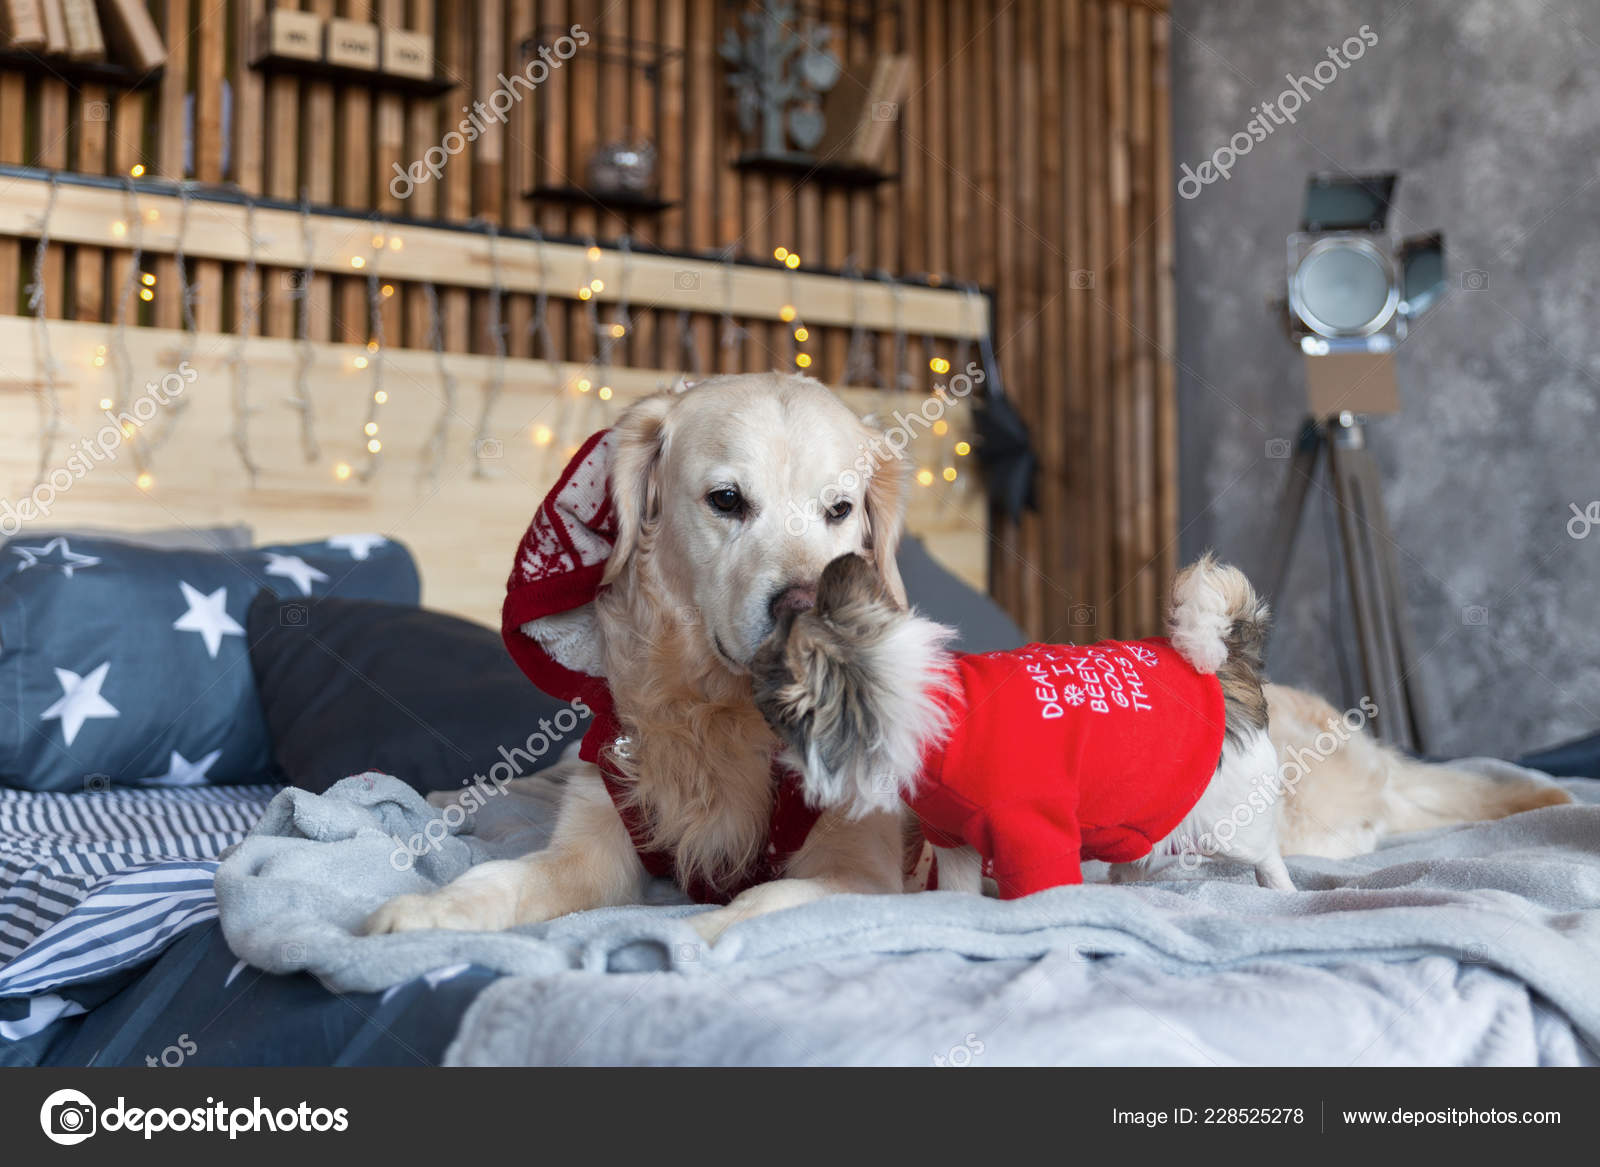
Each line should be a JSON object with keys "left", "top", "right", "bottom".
{"left": 0, "top": 533, "right": 419, "bottom": 791}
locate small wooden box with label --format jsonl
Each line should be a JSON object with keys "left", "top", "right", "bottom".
{"left": 324, "top": 18, "right": 379, "bottom": 71}
{"left": 383, "top": 29, "right": 433, "bottom": 80}
{"left": 254, "top": 8, "right": 322, "bottom": 63}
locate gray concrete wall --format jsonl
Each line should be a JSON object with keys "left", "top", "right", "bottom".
{"left": 1170, "top": 0, "right": 1599, "bottom": 757}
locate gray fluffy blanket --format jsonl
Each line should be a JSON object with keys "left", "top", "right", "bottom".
{"left": 214, "top": 763, "right": 1600, "bottom": 1065}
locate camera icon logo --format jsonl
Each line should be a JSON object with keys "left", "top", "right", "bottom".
{"left": 476, "top": 437, "right": 503, "bottom": 460}
{"left": 1069, "top": 603, "right": 1097, "bottom": 626}
{"left": 1070, "top": 270, "right": 1096, "bottom": 290}
{"left": 84, "top": 772, "right": 111, "bottom": 793}
{"left": 282, "top": 270, "right": 309, "bottom": 294}
{"left": 674, "top": 270, "right": 701, "bottom": 291}
{"left": 279, "top": 601, "right": 309, "bottom": 627}
{"left": 40, "top": 1088, "right": 97, "bottom": 1145}
{"left": 872, "top": 101, "right": 899, "bottom": 122}
{"left": 84, "top": 102, "right": 109, "bottom": 123}
{"left": 1264, "top": 438, "right": 1292, "bottom": 459}
{"left": 674, "top": 941, "right": 701, "bottom": 963}
{"left": 1461, "top": 605, "right": 1489, "bottom": 627}
{"left": 1461, "top": 269, "right": 1489, "bottom": 290}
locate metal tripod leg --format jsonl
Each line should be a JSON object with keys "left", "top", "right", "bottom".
{"left": 1265, "top": 419, "right": 1324, "bottom": 607}
{"left": 1325, "top": 420, "right": 1428, "bottom": 753}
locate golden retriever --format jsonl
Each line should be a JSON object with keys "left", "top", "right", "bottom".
{"left": 364, "top": 373, "right": 1569, "bottom": 942}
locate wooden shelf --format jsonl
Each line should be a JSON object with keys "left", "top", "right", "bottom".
{"left": 0, "top": 51, "right": 162, "bottom": 92}
{"left": 733, "top": 152, "right": 895, "bottom": 189}
{"left": 523, "top": 186, "right": 677, "bottom": 215}
{"left": 249, "top": 53, "right": 456, "bottom": 98}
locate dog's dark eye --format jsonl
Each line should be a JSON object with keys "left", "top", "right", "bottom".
{"left": 825, "top": 499, "right": 853, "bottom": 523}
{"left": 706, "top": 487, "right": 745, "bottom": 516}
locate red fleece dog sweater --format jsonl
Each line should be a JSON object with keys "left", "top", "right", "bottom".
{"left": 916, "top": 639, "right": 1225, "bottom": 898}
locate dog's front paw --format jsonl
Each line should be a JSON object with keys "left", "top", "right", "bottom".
{"left": 689, "top": 906, "right": 739, "bottom": 947}
{"left": 361, "top": 890, "right": 511, "bottom": 935}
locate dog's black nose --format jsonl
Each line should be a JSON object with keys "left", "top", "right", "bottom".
{"left": 769, "top": 584, "right": 817, "bottom": 622}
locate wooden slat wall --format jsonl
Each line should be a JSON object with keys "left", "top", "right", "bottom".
{"left": 0, "top": 0, "right": 1175, "bottom": 639}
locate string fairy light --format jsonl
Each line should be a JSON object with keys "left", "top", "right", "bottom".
{"left": 841, "top": 258, "right": 877, "bottom": 388}
{"left": 718, "top": 244, "right": 747, "bottom": 356}
{"left": 470, "top": 220, "right": 508, "bottom": 478}
{"left": 879, "top": 268, "right": 911, "bottom": 393}
{"left": 287, "top": 192, "right": 320, "bottom": 463}
{"left": 677, "top": 308, "right": 705, "bottom": 375}
{"left": 779, "top": 252, "right": 813, "bottom": 374}
{"left": 228, "top": 199, "right": 264, "bottom": 482}
{"left": 109, "top": 176, "right": 149, "bottom": 478}
{"left": 417, "top": 281, "right": 459, "bottom": 485}
{"left": 139, "top": 182, "right": 198, "bottom": 462}
{"left": 24, "top": 174, "right": 62, "bottom": 485}
{"left": 358, "top": 224, "right": 388, "bottom": 481}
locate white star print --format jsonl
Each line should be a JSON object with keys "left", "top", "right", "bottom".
{"left": 262, "top": 552, "right": 328, "bottom": 596}
{"left": 10, "top": 537, "right": 101, "bottom": 578}
{"left": 143, "top": 748, "right": 223, "bottom": 787}
{"left": 41, "top": 662, "right": 120, "bottom": 746}
{"left": 327, "top": 533, "right": 388, "bottom": 561}
{"left": 172, "top": 581, "right": 245, "bottom": 658}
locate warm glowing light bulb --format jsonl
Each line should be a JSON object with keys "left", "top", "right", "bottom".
{"left": 372, "top": 234, "right": 386, "bottom": 249}
{"left": 140, "top": 272, "right": 156, "bottom": 286}
{"left": 136, "top": 472, "right": 153, "bottom": 490}
{"left": 111, "top": 220, "right": 127, "bottom": 237}
{"left": 590, "top": 279, "right": 604, "bottom": 292}
{"left": 334, "top": 462, "right": 353, "bottom": 481}
{"left": 351, "top": 256, "right": 366, "bottom": 269}
{"left": 367, "top": 339, "right": 380, "bottom": 352}
{"left": 779, "top": 304, "right": 797, "bottom": 323}
{"left": 353, "top": 356, "right": 369, "bottom": 369}
{"left": 381, "top": 284, "right": 395, "bottom": 297}
{"left": 364, "top": 422, "right": 379, "bottom": 436}
{"left": 587, "top": 246, "right": 602, "bottom": 262}
{"left": 92, "top": 356, "right": 106, "bottom": 368}
{"left": 916, "top": 469, "right": 935, "bottom": 487}
{"left": 578, "top": 287, "right": 592, "bottom": 301}
{"left": 930, "top": 357, "right": 951, "bottom": 375}
{"left": 373, "top": 390, "right": 388, "bottom": 404}
{"left": 932, "top": 419, "right": 949, "bottom": 436}
{"left": 784, "top": 253, "right": 801, "bottom": 269}
{"left": 795, "top": 353, "right": 813, "bottom": 369}
{"left": 121, "top": 423, "right": 135, "bottom": 437}
{"left": 145, "top": 208, "right": 159, "bottom": 223}
{"left": 532, "top": 424, "right": 553, "bottom": 446}
{"left": 389, "top": 237, "right": 403, "bottom": 251}
{"left": 367, "top": 438, "right": 382, "bottom": 453}
{"left": 955, "top": 440, "right": 971, "bottom": 456}
{"left": 129, "top": 163, "right": 145, "bottom": 178}
{"left": 942, "top": 467, "right": 958, "bottom": 483}
{"left": 138, "top": 288, "right": 154, "bottom": 301}
{"left": 610, "top": 323, "right": 626, "bottom": 338}
{"left": 793, "top": 327, "right": 809, "bottom": 342}
{"left": 577, "top": 378, "right": 592, "bottom": 393}
{"left": 773, "top": 247, "right": 789, "bottom": 262}
{"left": 598, "top": 386, "right": 613, "bottom": 401}
{"left": 98, "top": 397, "right": 112, "bottom": 409}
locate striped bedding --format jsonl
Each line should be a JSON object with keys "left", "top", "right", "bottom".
{"left": 0, "top": 784, "right": 277, "bottom": 999}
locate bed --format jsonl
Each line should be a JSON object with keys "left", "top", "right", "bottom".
{"left": 2, "top": 531, "right": 1597, "bottom": 1068}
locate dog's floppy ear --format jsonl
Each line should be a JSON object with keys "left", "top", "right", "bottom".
{"left": 603, "top": 391, "right": 675, "bottom": 586}
{"left": 862, "top": 437, "right": 909, "bottom": 606}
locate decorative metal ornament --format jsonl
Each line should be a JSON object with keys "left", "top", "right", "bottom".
{"left": 720, "top": 0, "right": 841, "bottom": 157}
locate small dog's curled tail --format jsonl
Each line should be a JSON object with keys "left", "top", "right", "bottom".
{"left": 1168, "top": 552, "right": 1269, "bottom": 676}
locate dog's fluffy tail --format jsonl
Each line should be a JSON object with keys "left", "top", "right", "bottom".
{"left": 1168, "top": 552, "right": 1269, "bottom": 676}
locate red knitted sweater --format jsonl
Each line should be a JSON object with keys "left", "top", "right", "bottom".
{"left": 915, "top": 639, "right": 1225, "bottom": 898}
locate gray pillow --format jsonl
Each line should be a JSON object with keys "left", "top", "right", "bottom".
{"left": 898, "top": 535, "right": 1026, "bottom": 653}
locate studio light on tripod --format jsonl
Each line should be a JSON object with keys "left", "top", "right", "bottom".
{"left": 1286, "top": 172, "right": 1448, "bottom": 356}
{"left": 1267, "top": 170, "right": 1450, "bottom": 754}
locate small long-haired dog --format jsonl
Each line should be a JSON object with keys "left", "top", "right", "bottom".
{"left": 753, "top": 552, "right": 1295, "bottom": 896}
